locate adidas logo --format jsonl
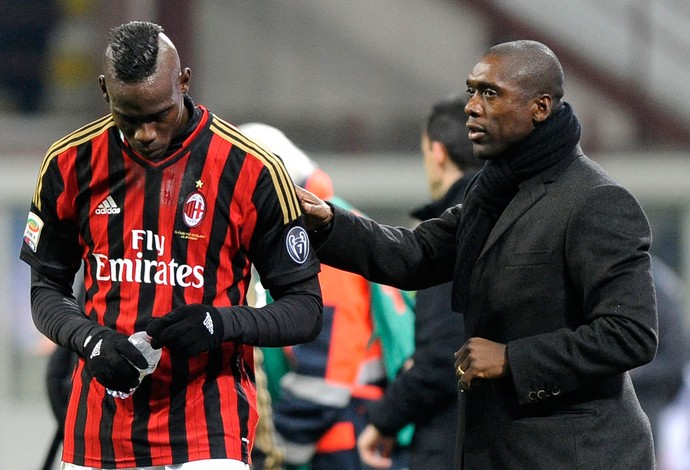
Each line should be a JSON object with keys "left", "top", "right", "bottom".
{"left": 90, "top": 339, "right": 103, "bottom": 359}
{"left": 203, "top": 311, "right": 214, "bottom": 335}
{"left": 95, "top": 196, "right": 121, "bottom": 215}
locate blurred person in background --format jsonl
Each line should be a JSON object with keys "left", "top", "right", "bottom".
{"left": 20, "top": 21, "right": 322, "bottom": 470}
{"left": 634, "top": 256, "right": 690, "bottom": 469}
{"left": 296, "top": 40, "right": 658, "bottom": 469}
{"left": 657, "top": 365, "right": 690, "bottom": 470}
{"left": 357, "top": 95, "right": 481, "bottom": 470}
{"left": 239, "top": 122, "right": 413, "bottom": 470}
{"left": 250, "top": 345, "right": 286, "bottom": 470}
{"left": 631, "top": 256, "right": 690, "bottom": 445}
{"left": 40, "top": 268, "right": 84, "bottom": 470}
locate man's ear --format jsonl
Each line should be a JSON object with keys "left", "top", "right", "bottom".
{"left": 431, "top": 140, "right": 450, "bottom": 167}
{"left": 98, "top": 75, "right": 109, "bottom": 103}
{"left": 532, "top": 94, "right": 553, "bottom": 123}
{"left": 179, "top": 67, "right": 191, "bottom": 95}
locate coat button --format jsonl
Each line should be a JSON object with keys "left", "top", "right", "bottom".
{"left": 528, "top": 391, "right": 537, "bottom": 401}
{"left": 537, "top": 389, "right": 547, "bottom": 399}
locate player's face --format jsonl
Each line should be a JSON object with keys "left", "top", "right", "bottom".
{"left": 464, "top": 54, "right": 537, "bottom": 160}
{"left": 103, "top": 68, "right": 190, "bottom": 161}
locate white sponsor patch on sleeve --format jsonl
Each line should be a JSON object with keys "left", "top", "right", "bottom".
{"left": 23, "top": 211, "right": 44, "bottom": 252}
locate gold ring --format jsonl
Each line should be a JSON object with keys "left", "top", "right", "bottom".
{"left": 456, "top": 366, "right": 465, "bottom": 376}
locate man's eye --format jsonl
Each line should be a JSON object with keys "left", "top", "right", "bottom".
{"left": 483, "top": 89, "right": 497, "bottom": 97}
{"left": 116, "top": 115, "right": 138, "bottom": 126}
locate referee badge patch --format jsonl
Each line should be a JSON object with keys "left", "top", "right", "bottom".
{"left": 286, "top": 226, "right": 309, "bottom": 264}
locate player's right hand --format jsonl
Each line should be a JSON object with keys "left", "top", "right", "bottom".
{"left": 295, "top": 185, "right": 333, "bottom": 231}
{"left": 82, "top": 329, "right": 148, "bottom": 392}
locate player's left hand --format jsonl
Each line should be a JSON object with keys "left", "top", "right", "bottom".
{"left": 146, "top": 304, "right": 225, "bottom": 355}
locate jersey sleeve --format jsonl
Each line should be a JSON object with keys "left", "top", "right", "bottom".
{"left": 19, "top": 155, "right": 82, "bottom": 283}
{"left": 247, "top": 165, "right": 320, "bottom": 290}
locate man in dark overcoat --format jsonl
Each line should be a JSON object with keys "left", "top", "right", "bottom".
{"left": 297, "top": 40, "right": 658, "bottom": 469}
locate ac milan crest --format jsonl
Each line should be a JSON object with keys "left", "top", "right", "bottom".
{"left": 183, "top": 191, "right": 206, "bottom": 228}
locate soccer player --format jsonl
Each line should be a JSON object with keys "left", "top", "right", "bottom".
{"left": 20, "top": 21, "right": 322, "bottom": 470}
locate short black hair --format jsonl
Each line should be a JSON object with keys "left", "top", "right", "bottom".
{"left": 424, "top": 95, "right": 480, "bottom": 170}
{"left": 486, "top": 40, "right": 564, "bottom": 103}
{"left": 107, "top": 21, "right": 164, "bottom": 82}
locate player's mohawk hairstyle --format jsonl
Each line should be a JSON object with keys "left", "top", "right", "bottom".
{"left": 108, "top": 21, "right": 164, "bottom": 82}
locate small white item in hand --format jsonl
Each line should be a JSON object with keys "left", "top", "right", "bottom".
{"left": 106, "top": 331, "right": 162, "bottom": 399}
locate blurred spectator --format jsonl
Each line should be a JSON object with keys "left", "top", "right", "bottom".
{"left": 41, "top": 266, "right": 84, "bottom": 470}
{"left": 251, "top": 346, "right": 287, "bottom": 470}
{"left": 630, "top": 256, "right": 690, "bottom": 444}
{"left": 239, "top": 122, "right": 413, "bottom": 470}
{"left": 658, "top": 365, "right": 690, "bottom": 470}
{"left": 42, "top": 345, "right": 77, "bottom": 470}
{"left": 0, "top": 0, "right": 59, "bottom": 112}
{"left": 637, "top": 257, "right": 690, "bottom": 469}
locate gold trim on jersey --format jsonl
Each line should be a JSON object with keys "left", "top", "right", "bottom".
{"left": 210, "top": 116, "right": 300, "bottom": 224}
{"left": 33, "top": 115, "right": 116, "bottom": 210}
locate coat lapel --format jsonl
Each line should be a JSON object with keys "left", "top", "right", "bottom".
{"left": 476, "top": 149, "right": 583, "bottom": 260}
{"left": 478, "top": 177, "right": 546, "bottom": 259}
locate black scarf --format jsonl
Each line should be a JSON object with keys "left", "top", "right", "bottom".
{"left": 452, "top": 102, "right": 581, "bottom": 312}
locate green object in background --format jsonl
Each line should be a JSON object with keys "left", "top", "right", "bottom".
{"left": 261, "top": 346, "right": 289, "bottom": 404}
{"left": 369, "top": 282, "right": 416, "bottom": 447}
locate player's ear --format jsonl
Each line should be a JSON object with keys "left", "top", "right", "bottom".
{"left": 98, "top": 75, "right": 109, "bottom": 103}
{"left": 179, "top": 67, "right": 191, "bottom": 95}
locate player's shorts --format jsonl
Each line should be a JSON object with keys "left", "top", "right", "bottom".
{"left": 61, "top": 458, "right": 249, "bottom": 470}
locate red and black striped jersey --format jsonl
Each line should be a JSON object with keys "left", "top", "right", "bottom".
{"left": 20, "top": 105, "right": 320, "bottom": 468}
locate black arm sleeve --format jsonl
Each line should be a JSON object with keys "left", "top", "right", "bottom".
{"left": 314, "top": 204, "right": 458, "bottom": 290}
{"left": 30, "top": 269, "right": 104, "bottom": 356}
{"left": 218, "top": 273, "right": 323, "bottom": 347}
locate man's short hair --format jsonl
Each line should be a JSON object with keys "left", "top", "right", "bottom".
{"left": 107, "top": 21, "right": 164, "bottom": 83}
{"left": 425, "top": 95, "right": 480, "bottom": 171}
{"left": 485, "top": 40, "right": 564, "bottom": 103}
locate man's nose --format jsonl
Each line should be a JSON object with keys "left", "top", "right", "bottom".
{"left": 134, "top": 122, "right": 157, "bottom": 145}
{"left": 465, "top": 95, "right": 481, "bottom": 117}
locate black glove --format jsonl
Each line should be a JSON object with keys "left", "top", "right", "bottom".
{"left": 146, "top": 304, "right": 225, "bottom": 356}
{"left": 82, "top": 329, "right": 149, "bottom": 392}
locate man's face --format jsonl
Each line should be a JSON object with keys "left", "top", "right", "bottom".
{"left": 103, "top": 68, "right": 188, "bottom": 161}
{"left": 464, "top": 54, "right": 537, "bottom": 159}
